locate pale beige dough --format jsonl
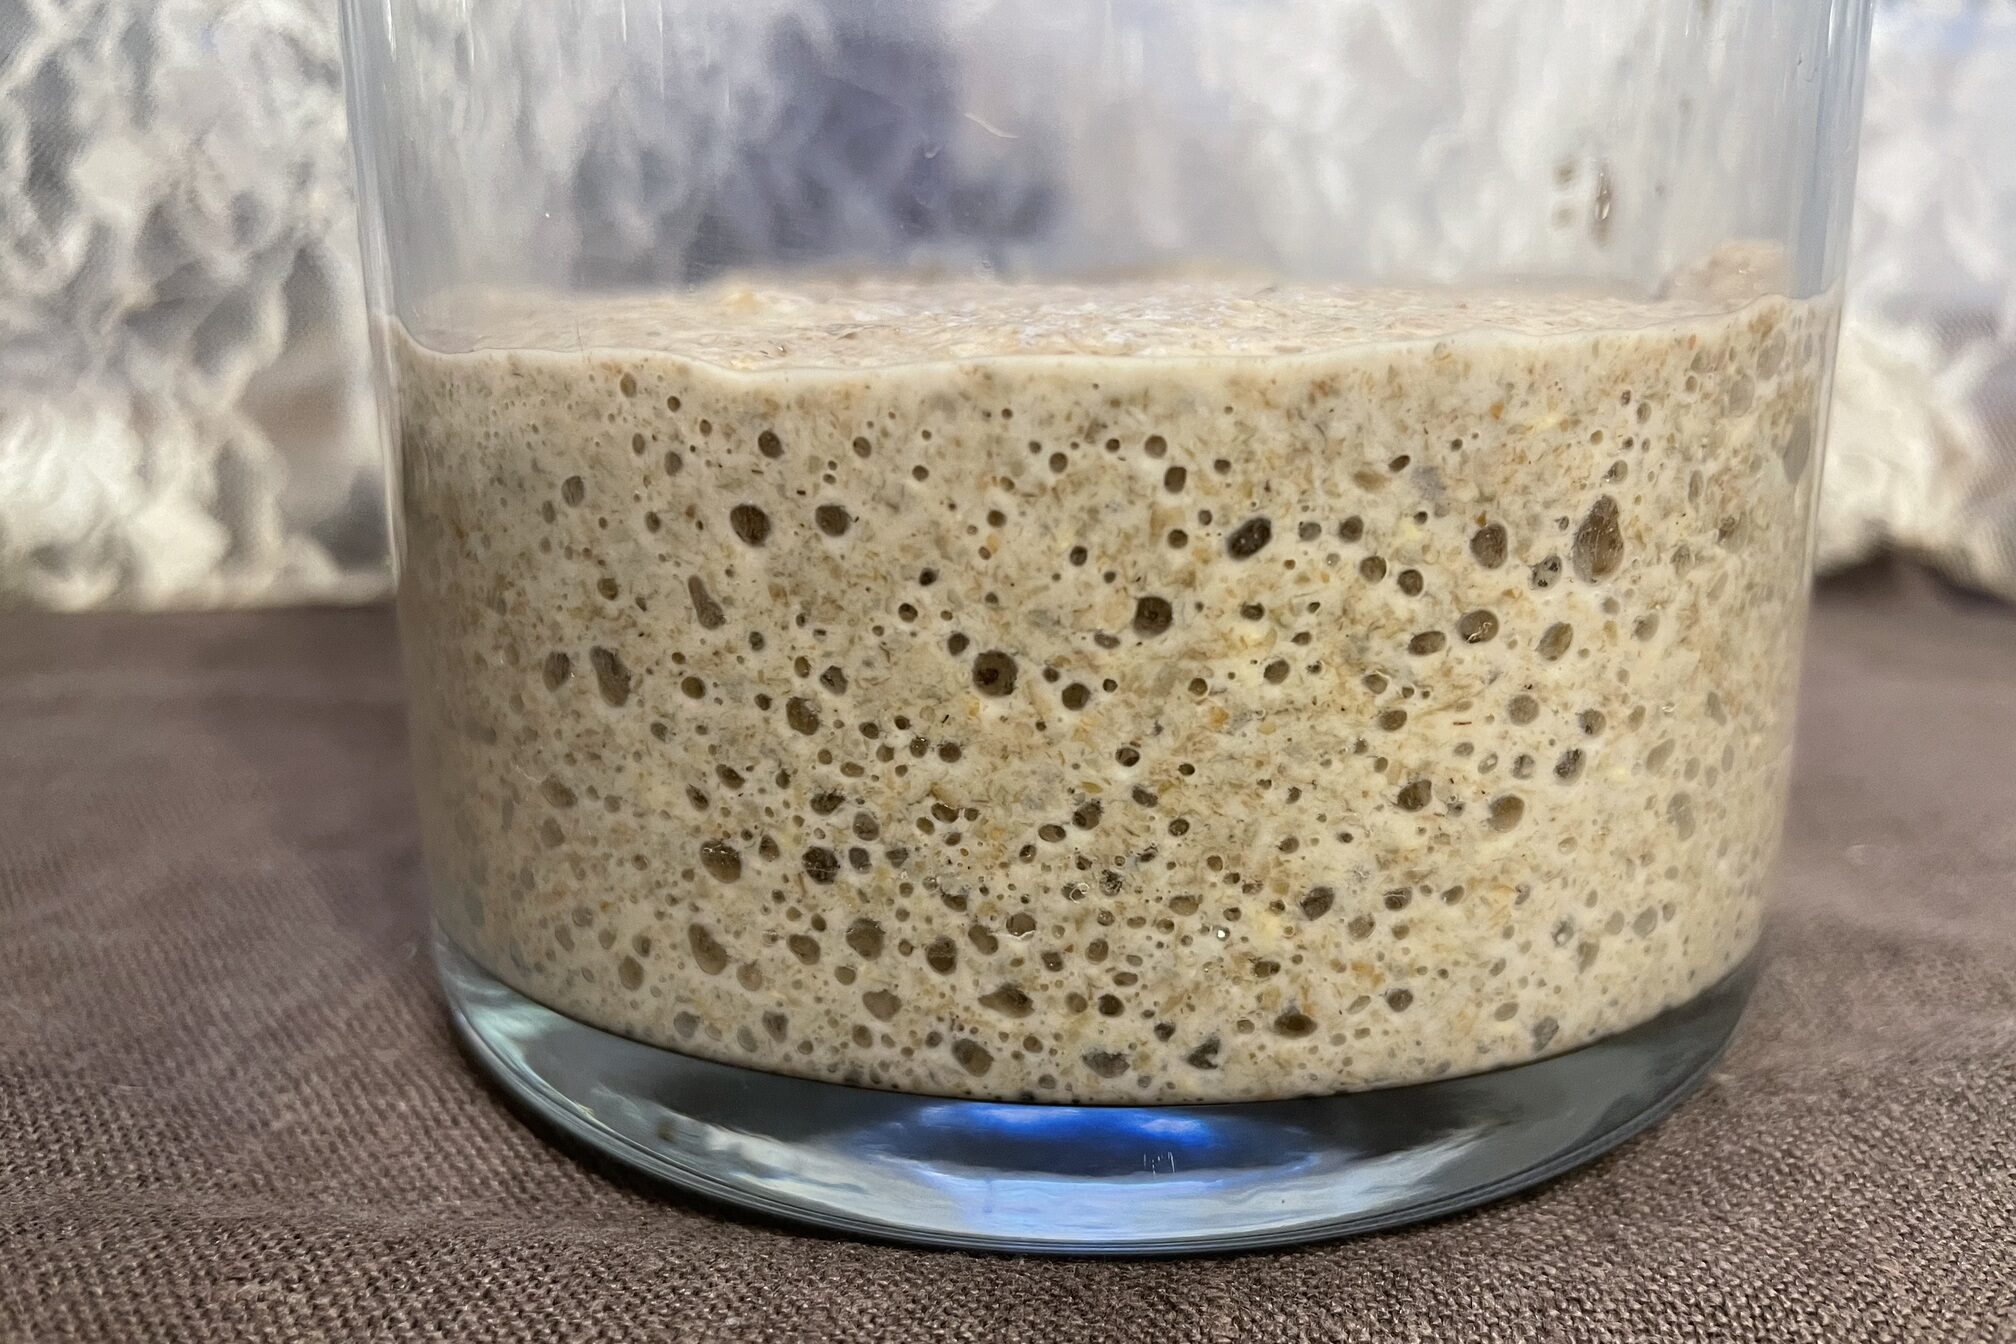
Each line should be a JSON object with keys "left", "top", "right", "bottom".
{"left": 396, "top": 270, "right": 1831, "bottom": 1102}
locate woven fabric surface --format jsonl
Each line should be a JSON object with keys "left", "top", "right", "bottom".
{"left": 2, "top": 566, "right": 2013, "bottom": 1343}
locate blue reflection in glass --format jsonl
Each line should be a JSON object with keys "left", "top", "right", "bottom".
{"left": 876, "top": 1100, "right": 1313, "bottom": 1180}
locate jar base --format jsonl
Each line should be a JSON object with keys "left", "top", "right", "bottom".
{"left": 436, "top": 930, "right": 1751, "bottom": 1255}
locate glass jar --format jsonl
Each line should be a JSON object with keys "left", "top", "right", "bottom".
{"left": 343, "top": 0, "right": 1872, "bottom": 1252}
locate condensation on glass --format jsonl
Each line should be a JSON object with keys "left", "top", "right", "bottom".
{"left": 343, "top": 0, "right": 1873, "bottom": 1252}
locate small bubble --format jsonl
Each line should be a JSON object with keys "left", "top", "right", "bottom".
{"left": 699, "top": 840, "right": 743, "bottom": 882}
{"left": 1385, "top": 988, "right": 1414, "bottom": 1012}
{"left": 561, "top": 476, "right": 585, "bottom": 506}
{"left": 1396, "top": 780, "right": 1433, "bottom": 811}
{"left": 686, "top": 576, "right": 726, "bottom": 629}
{"left": 729, "top": 504, "right": 771, "bottom": 546}
{"left": 972, "top": 650, "right": 1018, "bottom": 697}
{"left": 786, "top": 698, "right": 820, "bottom": 734}
{"left": 588, "top": 647, "right": 631, "bottom": 706}
{"left": 1471, "top": 523, "right": 1508, "bottom": 568}
{"left": 542, "top": 651, "right": 572, "bottom": 691}
{"left": 758, "top": 429, "right": 784, "bottom": 458}
{"left": 1457, "top": 610, "right": 1499, "bottom": 643}
{"left": 980, "top": 985, "right": 1035, "bottom": 1017}
{"left": 687, "top": 924, "right": 729, "bottom": 975}
{"left": 1358, "top": 555, "right": 1388, "bottom": 582}
{"left": 1408, "top": 631, "right": 1447, "bottom": 656}
{"left": 1226, "top": 517, "right": 1274, "bottom": 559}
{"left": 1300, "top": 887, "right": 1336, "bottom": 920}
{"left": 804, "top": 847, "right": 841, "bottom": 884}
{"left": 1488, "top": 795, "right": 1526, "bottom": 831}
{"left": 1572, "top": 496, "right": 1625, "bottom": 581}
{"left": 840, "top": 918, "right": 884, "bottom": 960}
{"left": 1082, "top": 1050, "right": 1130, "bottom": 1079}
{"left": 1132, "top": 596, "right": 1173, "bottom": 636}
{"left": 1273, "top": 1011, "right": 1317, "bottom": 1038}
{"left": 1782, "top": 414, "right": 1814, "bottom": 482}
{"left": 951, "top": 1039, "right": 993, "bottom": 1076}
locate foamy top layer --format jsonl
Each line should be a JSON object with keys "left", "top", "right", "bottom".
{"left": 417, "top": 246, "right": 1789, "bottom": 369}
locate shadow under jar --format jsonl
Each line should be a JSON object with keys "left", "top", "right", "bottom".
{"left": 344, "top": 0, "right": 1872, "bottom": 1252}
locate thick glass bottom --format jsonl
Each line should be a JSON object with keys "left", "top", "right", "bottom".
{"left": 437, "top": 930, "right": 1751, "bottom": 1255}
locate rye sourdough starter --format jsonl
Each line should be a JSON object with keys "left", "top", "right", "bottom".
{"left": 398, "top": 259, "right": 1831, "bottom": 1103}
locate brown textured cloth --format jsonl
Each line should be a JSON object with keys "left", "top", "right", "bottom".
{"left": 3, "top": 564, "right": 2014, "bottom": 1343}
